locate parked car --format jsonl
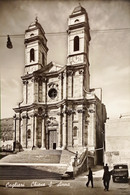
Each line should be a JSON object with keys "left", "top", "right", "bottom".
{"left": 112, "top": 164, "right": 129, "bottom": 182}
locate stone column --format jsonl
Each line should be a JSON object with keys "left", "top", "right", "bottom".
{"left": 62, "top": 110, "right": 67, "bottom": 149}
{"left": 18, "top": 113, "right": 22, "bottom": 151}
{"left": 42, "top": 81, "right": 46, "bottom": 102}
{"left": 33, "top": 78, "right": 38, "bottom": 103}
{"left": 58, "top": 74, "right": 62, "bottom": 100}
{"left": 16, "top": 114, "right": 19, "bottom": 142}
{"left": 77, "top": 107, "right": 83, "bottom": 147}
{"left": 67, "top": 70, "right": 73, "bottom": 98}
{"left": 25, "top": 113, "right": 29, "bottom": 148}
{"left": 32, "top": 113, "right": 37, "bottom": 147}
{"left": 58, "top": 73, "right": 64, "bottom": 100}
{"left": 87, "top": 104, "right": 96, "bottom": 152}
{"left": 32, "top": 115, "right": 35, "bottom": 147}
{"left": 41, "top": 116, "right": 46, "bottom": 149}
{"left": 79, "top": 69, "right": 84, "bottom": 97}
{"left": 31, "top": 78, "right": 35, "bottom": 103}
{"left": 67, "top": 109, "right": 73, "bottom": 147}
{"left": 63, "top": 71, "right": 67, "bottom": 99}
{"left": 59, "top": 106, "right": 63, "bottom": 148}
{"left": 57, "top": 108, "right": 61, "bottom": 149}
{"left": 34, "top": 115, "right": 37, "bottom": 146}
{"left": 22, "top": 80, "right": 26, "bottom": 104}
{"left": 26, "top": 81, "right": 28, "bottom": 104}
{"left": 13, "top": 114, "right": 17, "bottom": 144}
{"left": 25, "top": 115, "right": 27, "bottom": 148}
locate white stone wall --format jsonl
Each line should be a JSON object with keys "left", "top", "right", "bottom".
{"left": 68, "top": 14, "right": 86, "bottom": 26}
{"left": 25, "top": 29, "right": 39, "bottom": 39}
{"left": 73, "top": 70, "right": 83, "bottom": 98}
{"left": 68, "top": 74, "right": 73, "bottom": 98}
{"left": 105, "top": 118, "right": 130, "bottom": 167}
{"left": 87, "top": 104, "right": 96, "bottom": 150}
{"left": 63, "top": 72, "right": 67, "bottom": 99}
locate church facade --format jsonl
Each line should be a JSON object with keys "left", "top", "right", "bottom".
{"left": 13, "top": 5, "right": 107, "bottom": 164}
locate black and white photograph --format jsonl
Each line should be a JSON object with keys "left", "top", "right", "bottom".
{"left": 0, "top": 0, "right": 130, "bottom": 194}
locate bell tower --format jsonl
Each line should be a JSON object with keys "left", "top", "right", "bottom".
{"left": 67, "top": 5, "right": 91, "bottom": 66}
{"left": 24, "top": 17, "right": 48, "bottom": 75}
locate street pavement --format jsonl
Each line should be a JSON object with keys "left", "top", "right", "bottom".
{"left": 0, "top": 167, "right": 130, "bottom": 195}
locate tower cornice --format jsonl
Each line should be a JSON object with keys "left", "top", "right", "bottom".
{"left": 68, "top": 22, "right": 89, "bottom": 31}
{"left": 24, "top": 36, "right": 48, "bottom": 52}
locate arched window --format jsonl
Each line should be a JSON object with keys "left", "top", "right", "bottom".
{"left": 30, "top": 48, "right": 35, "bottom": 62}
{"left": 27, "top": 129, "right": 31, "bottom": 139}
{"left": 42, "top": 53, "right": 44, "bottom": 65}
{"left": 73, "top": 126, "right": 78, "bottom": 137}
{"left": 74, "top": 36, "right": 79, "bottom": 51}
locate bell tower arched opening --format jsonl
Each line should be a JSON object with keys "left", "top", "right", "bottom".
{"left": 30, "top": 48, "right": 35, "bottom": 62}
{"left": 74, "top": 36, "right": 79, "bottom": 51}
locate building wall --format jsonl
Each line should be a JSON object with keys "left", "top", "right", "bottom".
{"left": 105, "top": 117, "right": 130, "bottom": 167}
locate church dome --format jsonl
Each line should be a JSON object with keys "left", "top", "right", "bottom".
{"left": 27, "top": 17, "right": 45, "bottom": 33}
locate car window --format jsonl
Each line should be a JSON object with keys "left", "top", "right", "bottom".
{"left": 114, "top": 165, "right": 128, "bottom": 169}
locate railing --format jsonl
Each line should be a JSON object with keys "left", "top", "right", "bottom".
{"left": 66, "top": 149, "right": 88, "bottom": 176}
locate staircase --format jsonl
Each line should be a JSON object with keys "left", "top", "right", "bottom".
{"left": 0, "top": 165, "right": 67, "bottom": 180}
{"left": 0, "top": 149, "right": 75, "bottom": 180}
{"left": 60, "top": 149, "right": 75, "bottom": 164}
{"left": 0, "top": 149, "right": 62, "bottom": 163}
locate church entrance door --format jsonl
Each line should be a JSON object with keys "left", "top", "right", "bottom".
{"left": 48, "top": 130, "right": 57, "bottom": 149}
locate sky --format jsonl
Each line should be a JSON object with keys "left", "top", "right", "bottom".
{"left": 0, "top": 0, "right": 130, "bottom": 119}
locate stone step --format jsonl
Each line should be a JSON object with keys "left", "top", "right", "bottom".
{"left": 0, "top": 150, "right": 62, "bottom": 163}
{"left": 0, "top": 150, "right": 76, "bottom": 180}
{"left": 0, "top": 165, "right": 67, "bottom": 180}
{"left": 60, "top": 150, "right": 75, "bottom": 164}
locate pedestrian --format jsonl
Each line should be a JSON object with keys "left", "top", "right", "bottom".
{"left": 102, "top": 168, "right": 111, "bottom": 191}
{"left": 86, "top": 167, "right": 93, "bottom": 188}
{"left": 104, "top": 163, "right": 109, "bottom": 171}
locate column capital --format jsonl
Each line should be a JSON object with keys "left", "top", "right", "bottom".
{"left": 67, "top": 70, "right": 73, "bottom": 76}
{"left": 58, "top": 73, "right": 64, "bottom": 80}
{"left": 23, "top": 80, "right": 28, "bottom": 85}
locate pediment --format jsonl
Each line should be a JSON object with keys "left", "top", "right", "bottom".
{"left": 33, "top": 61, "right": 64, "bottom": 76}
{"left": 44, "top": 61, "right": 63, "bottom": 73}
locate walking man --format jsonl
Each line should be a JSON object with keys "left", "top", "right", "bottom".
{"left": 86, "top": 167, "right": 93, "bottom": 188}
{"left": 102, "top": 168, "right": 111, "bottom": 191}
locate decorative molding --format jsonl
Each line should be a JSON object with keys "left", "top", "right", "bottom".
{"left": 79, "top": 69, "right": 84, "bottom": 75}
{"left": 57, "top": 111, "right": 64, "bottom": 117}
{"left": 64, "top": 108, "right": 76, "bottom": 115}
{"left": 67, "top": 70, "right": 73, "bottom": 76}
{"left": 23, "top": 80, "right": 28, "bottom": 85}
{"left": 22, "top": 113, "right": 30, "bottom": 119}
{"left": 58, "top": 73, "right": 64, "bottom": 80}
{"left": 16, "top": 116, "right": 22, "bottom": 120}
{"left": 77, "top": 109, "right": 85, "bottom": 113}
{"left": 48, "top": 82, "right": 57, "bottom": 88}
{"left": 46, "top": 117, "right": 58, "bottom": 127}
